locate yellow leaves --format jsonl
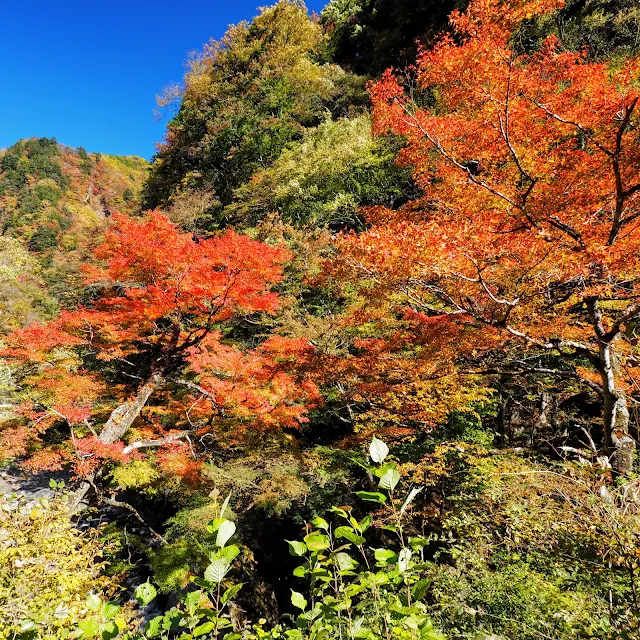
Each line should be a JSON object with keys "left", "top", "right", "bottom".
{"left": 111, "top": 459, "right": 161, "bottom": 491}
{"left": 0, "top": 494, "right": 118, "bottom": 639}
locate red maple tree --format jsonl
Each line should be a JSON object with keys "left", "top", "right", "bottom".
{"left": 1, "top": 212, "right": 318, "bottom": 477}
{"left": 338, "top": 0, "right": 640, "bottom": 471}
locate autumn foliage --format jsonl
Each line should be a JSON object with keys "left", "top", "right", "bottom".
{"left": 337, "top": 0, "right": 640, "bottom": 469}
{"left": 1, "top": 212, "right": 318, "bottom": 476}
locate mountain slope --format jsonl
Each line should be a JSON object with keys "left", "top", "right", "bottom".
{"left": 0, "top": 137, "right": 148, "bottom": 314}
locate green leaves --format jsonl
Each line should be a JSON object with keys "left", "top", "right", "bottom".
{"left": 354, "top": 491, "right": 387, "bottom": 504}
{"left": 335, "top": 526, "right": 366, "bottom": 545}
{"left": 77, "top": 619, "right": 101, "bottom": 638}
{"left": 134, "top": 582, "right": 157, "bottom": 607}
{"left": 311, "top": 516, "right": 329, "bottom": 530}
{"left": 218, "top": 543, "right": 241, "bottom": 562}
{"left": 304, "top": 532, "right": 331, "bottom": 552}
{"left": 78, "top": 596, "right": 121, "bottom": 639}
{"left": 287, "top": 539, "right": 308, "bottom": 556}
{"left": 216, "top": 519, "right": 236, "bottom": 548}
{"left": 334, "top": 552, "right": 357, "bottom": 572}
{"left": 145, "top": 616, "right": 163, "bottom": 638}
{"left": 69, "top": 426, "right": 446, "bottom": 640}
{"left": 412, "top": 578, "right": 432, "bottom": 601}
{"left": 193, "top": 621, "right": 215, "bottom": 637}
{"left": 204, "top": 558, "right": 231, "bottom": 583}
{"left": 222, "top": 583, "right": 244, "bottom": 605}
{"left": 100, "top": 621, "right": 119, "bottom": 640}
{"left": 369, "top": 436, "right": 389, "bottom": 463}
{"left": 86, "top": 593, "right": 102, "bottom": 612}
{"left": 374, "top": 548, "right": 397, "bottom": 565}
{"left": 378, "top": 468, "right": 400, "bottom": 491}
{"left": 291, "top": 590, "right": 308, "bottom": 611}
{"left": 100, "top": 602, "right": 120, "bottom": 621}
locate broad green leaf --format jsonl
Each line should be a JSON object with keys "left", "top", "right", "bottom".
{"left": 193, "top": 621, "right": 215, "bottom": 637}
{"left": 408, "top": 536, "right": 431, "bottom": 551}
{"left": 183, "top": 590, "right": 203, "bottom": 610}
{"left": 204, "top": 558, "right": 231, "bottom": 583}
{"left": 303, "top": 532, "right": 330, "bottom": 552}
{"left": 287, "top": 539, "right": 307, "bottom": 556}
{"left": 370, "top": 571, "right": 391, "bottom": 586}
{"left": 374, "top": 548, "right": 397, "bottom": 565}
{"left": 192, "top": 576, "right": 214, "bottom": 589}
{"left": 19, "top": 620, "right": 36, "bottom": 632}
{"left": 145, "top": 615, "right": 163, "bottom": 638}
{"left": 86, "top": 593, "right": 102, "bottom": 612}
{"left": 78, "top": 619, "right": 101, "bottom": 638}
{"left": 216, "top": 519, "right": 236, "bottom": 548}
{"left": 222, "top": 583, "right": 244, "bottom": 605}
{"left": 293, "top": 564, "right": 309, "bottom": 577}
{"left": 359, "top": 516, "right": 373, "bottom": 532}
{"left": 134, "top": 582, "right": 157, "bottom": 607}
{"left": 219, "top": 544, "right": 240, "bottom": 562}
{"left": 311, "top": 516, "right": 329, "bottom": 530}
{"left": 412, "top": 578, "right": 432, "bottom": 601}
{"left": 299, "top": 608, "right": 322, "bottom": 623}
{"left": 354, "top": 491, "right": 387, "bottom": 504}
{"left": 334, "top": 551, "right": 357, "bottom": 571}
{"left": 291, "top": 590, "right": 307, "bottom": 610}
{"left": 372, "top": 461, "right": 397, "bottom": 479}
{"left": 378, "top": 468, "right": 401, "bottom": 491}
{"left": 334, "top": 526, "right": 365, "bottom": 545}
{"left": 369, "top": 437, "right": 389, "bottom": 463}
{"left": 101, "top": 621, "right": 119, "bottom": 640}
{"left": 329, "top": 505, "right": 351, "bottom": 518}
{"left": 208, "top": 517, "right": 225, "bottom": 534}
{"left": 100, "top": 602, "right": 120, "bottom": 621}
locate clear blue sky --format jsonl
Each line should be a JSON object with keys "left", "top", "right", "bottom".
{"left": 0, "top": 0, "right": 325, "bottom": 160}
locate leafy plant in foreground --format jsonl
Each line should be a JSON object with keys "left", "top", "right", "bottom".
{"left": 76, "top": 437, "right": 444, "bottom": 640}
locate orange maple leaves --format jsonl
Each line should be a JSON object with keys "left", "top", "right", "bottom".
{"left": 338, "top": 0, "right": 640, "bottom": 437}
{"left": 2, "top": 212, "right": 318, "bottom": 476}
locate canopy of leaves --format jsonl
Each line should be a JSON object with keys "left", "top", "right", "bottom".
{"left": 336, "top": 0, "right": 640, "bottom": 452}
{"left": 231, "top": 115, "right": 417, "bottom": 229}
{"left": 142, "top": 0, "right": 366, "bottom": 224}
{"left": 0, "top": 494, "right": 118, "bottom": 639}
{"left": 0, "top": 237, "right": 56, "bottom": 332}
{"left": 515, "top": 0, "right": 640, "bottom": 60}
{"left": 1, "top": 212, "right": 319, "bottom": 476}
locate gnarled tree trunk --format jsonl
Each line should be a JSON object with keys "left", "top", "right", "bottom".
{"left": 70, "top": 372, "right": 164, "bottom": 511}
{"left": 98, "top": 371, "right": 164, "bottom": 444}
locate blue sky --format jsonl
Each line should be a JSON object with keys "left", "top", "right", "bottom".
{"left": 0, "top": 0, "right": 325, "bottom": 159}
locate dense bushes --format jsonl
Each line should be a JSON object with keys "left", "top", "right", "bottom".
{"left": 0, "top": 492, "right": 118, "bottom": 639}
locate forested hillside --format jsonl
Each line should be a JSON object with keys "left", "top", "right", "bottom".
{"left": 0, "top": 138, "right": 148, "bottom": 321}
{"left": 3, "top": 0, "right": 640, "bottom": 639}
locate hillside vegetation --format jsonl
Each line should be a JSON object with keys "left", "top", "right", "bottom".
{"left": 3, "top": 0, "right": 640, "bottom": 639}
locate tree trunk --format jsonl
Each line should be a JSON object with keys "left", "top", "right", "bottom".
{"left": 69, "top": 372, "right": 164, "bottom": 512}
{"left": 98, "top": 371, "right": 164, "bottom": 444}
{"left": 600, "top": 344, "right": 635, "bottom": 475}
